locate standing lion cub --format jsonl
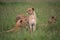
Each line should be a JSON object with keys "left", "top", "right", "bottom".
{"left": 26, "top": 8, "right": 36, "bottom": 32}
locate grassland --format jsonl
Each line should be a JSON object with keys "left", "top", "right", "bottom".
{"left": 0, "top": 2, "right": 60, "bottom": 40}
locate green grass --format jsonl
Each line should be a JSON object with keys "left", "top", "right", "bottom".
{"left": 0, "top": 2, "right": 60, "bottom": 40}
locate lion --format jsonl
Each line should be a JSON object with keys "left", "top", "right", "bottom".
{"left": 26, "top": 7, "right": 36, "bottom": 32}
{"left": 48, "top": 16, "right": 56, "bottom": 24}
{"left": 0, "top": 14, "right": 29, "bottom": 33}
{"left": 0, "top": 7, "right": 36, "bottom": 33}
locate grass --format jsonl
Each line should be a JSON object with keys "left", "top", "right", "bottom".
{"left": 0, "top": 2, "right": 60, "bottom": 40}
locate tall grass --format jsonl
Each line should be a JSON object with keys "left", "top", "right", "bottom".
{"left": 0, "top": 2, "right": 60, "bottom": 40}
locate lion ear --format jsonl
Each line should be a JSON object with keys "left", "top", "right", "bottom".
{"left": 32, "top": 8, "right": 34, "bottom": 11}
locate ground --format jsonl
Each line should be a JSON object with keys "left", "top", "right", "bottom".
{"left": 0, "top": 2, "right": 60, "bottom": 40}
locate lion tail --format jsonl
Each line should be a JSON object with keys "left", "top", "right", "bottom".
{"left": 0, "top": 20, "right": 21, "bottom": 33}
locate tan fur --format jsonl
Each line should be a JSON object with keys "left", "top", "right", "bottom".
{"left": 26, "top": 8, "right": 36, "bottom": 32}
{"left": 48, "top": 16, "right": 56, "bottom": 24}
{"left": 16, "top": 14, "right": 29, "bottom": 26}
{"left": 0, "top": 14, "right": 29, "bottom": 33}
{"left": 0, "top": 7, "right": 36, "bottom": 33}
{"left": 0, "top": 20, "right": 20, "bottom": 33}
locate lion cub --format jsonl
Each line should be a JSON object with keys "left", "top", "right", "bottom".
{"left": 48, "top": 16, "right": 56, "bottom": 24}
{"left": 26, "top": 8, "right": 36, "bottom": 32}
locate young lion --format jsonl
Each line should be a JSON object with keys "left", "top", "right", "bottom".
{"left": 26, "top": 7, "right": 36, "bottom": 32}
{"left": 48, "top": 16, "right": 56, "bottom": 24}
{"left": 0, "top": 7, "right": 36, "bottom": 33}
{"left": 0, "top": 14, "right": 29, "bottom": 33}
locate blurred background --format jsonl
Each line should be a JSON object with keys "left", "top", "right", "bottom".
{"left": 0, "top": 0, "right": 60, "bottom": 2}
{"left": 0, "top": 0, "right": 60, "bottom": 40}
